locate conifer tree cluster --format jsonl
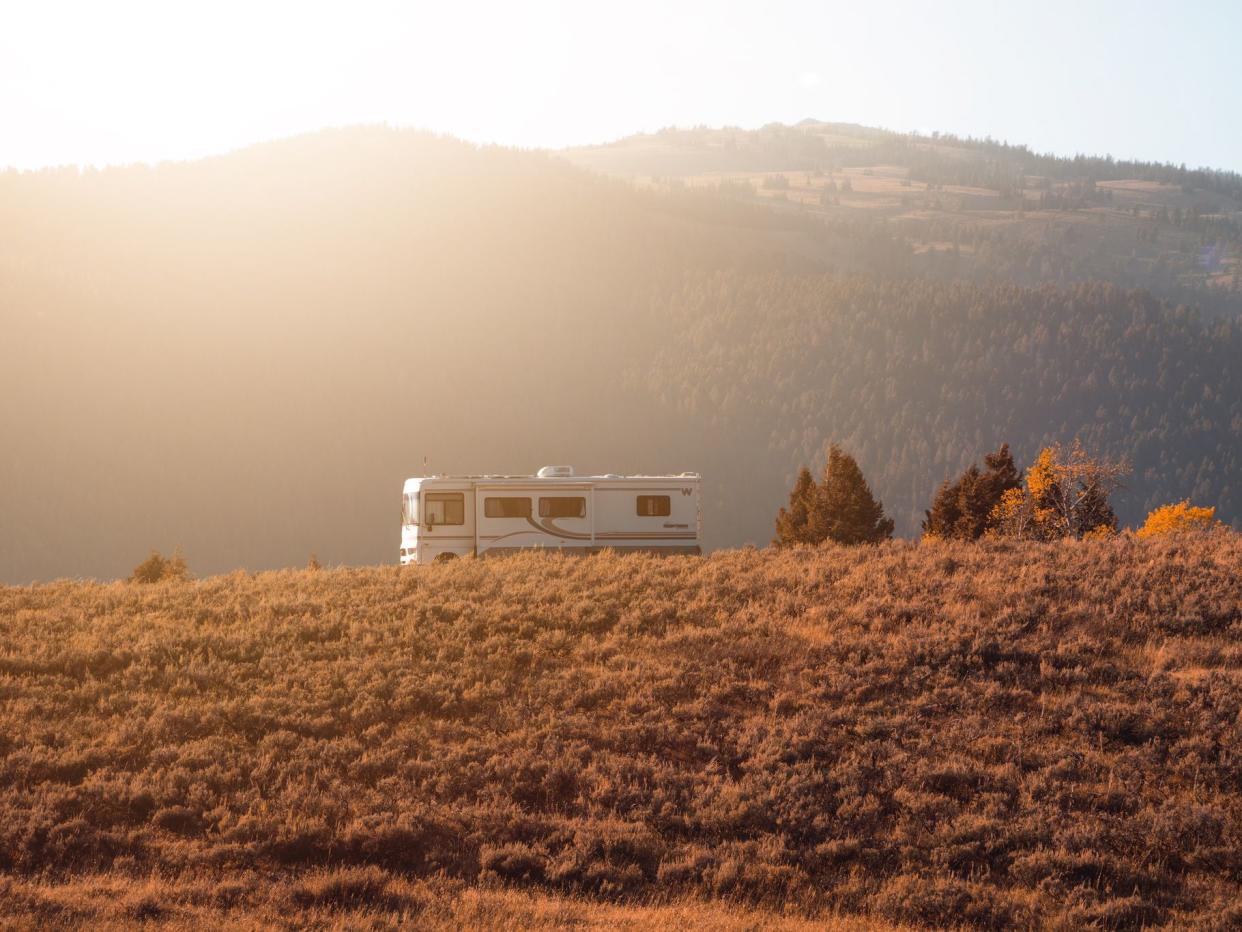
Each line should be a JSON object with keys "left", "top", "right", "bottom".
{"left": 922, "top": 441, "right": 1128, "bottom": 541}
{"left": 774, "top": 445, "right": 894, "bottom": 546}
{"left": 781, "top": 440, "right": 1211, "bottom": 546}
{"left": 922, "top": 444, "right": 1022, "bottom": 540}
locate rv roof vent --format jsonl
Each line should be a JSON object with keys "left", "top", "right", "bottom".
{"left": 536, "top": 465, "right": 574, "bottom": 478}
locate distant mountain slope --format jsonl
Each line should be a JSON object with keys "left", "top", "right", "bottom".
{"left": 637, "top": 275, "right": 1242, "bottom": 542}
{"left": 1, "top": 127, "right": 1239, "bottom": 581}
{"left": 1, "top": 129, "right": 796, "bottom": 582}
{"left": 563, "top": 122, "right": 1242, "bottom": 319}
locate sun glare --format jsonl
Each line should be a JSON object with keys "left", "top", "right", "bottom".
{"left": 4, "top": 1, "right": 1237, "bottom": 171}
{"left": 2, "top": 0, "right": 583, "bottom": 168}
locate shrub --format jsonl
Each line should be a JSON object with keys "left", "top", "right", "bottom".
{"left": 129, "top": 550, "right": 190, "bottom": 583}
{"left": 151, "top": 806, "right": 204, "bottom": 836}
{"left": 1137, "top": 501, "right": 1222, "bottom": 538}
{"left": 873, "top": 874, "right": 1013, "bottom": 928}
{"left": 480, "top": 843, "right": 547, "bottom": 883}
{"left": 124, "top": 894, "right": 164, "bottom": 922}
{"left": 287, "top": 866, "right": 410, "bottom": 912}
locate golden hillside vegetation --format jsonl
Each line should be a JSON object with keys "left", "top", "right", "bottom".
{"left": 2, "top": 536, "right": 1240, "bottom": 927}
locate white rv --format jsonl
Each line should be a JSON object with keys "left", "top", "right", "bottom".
{"left": 399, "top": 466, "right": 701, "bottom": 564}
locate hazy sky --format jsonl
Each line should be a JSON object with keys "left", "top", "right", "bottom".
{"left": 3, "top": 0, "right": 1240, "bottom": 171}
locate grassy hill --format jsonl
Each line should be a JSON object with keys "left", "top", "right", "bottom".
{"left": 2, "top": 536, "right": 1240, "bottom": 927}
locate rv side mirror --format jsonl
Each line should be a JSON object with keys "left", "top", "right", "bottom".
{"left": 426, "top": 514, "right": 435, "bottom": 530}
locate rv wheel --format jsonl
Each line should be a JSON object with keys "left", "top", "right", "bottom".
{"left": 433, "top": 552, "right": 458, "bottom": 564}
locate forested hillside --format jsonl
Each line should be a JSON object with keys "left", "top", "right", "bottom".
{"left": 566, "top": 122, "right": 1242, "bottom": 319}
{"left": 2, "top": 126, "right": 1240, "bottom": 581}
{"left": 639, "top": 276, "right": 1242, "bottom": 542}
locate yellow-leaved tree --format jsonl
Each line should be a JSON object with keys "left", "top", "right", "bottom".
{"left": 1137, "top": 501, "right": 1222, "bottom": 538}
{"left": 988, "top": 442, "right": 1128, "bottom": 540}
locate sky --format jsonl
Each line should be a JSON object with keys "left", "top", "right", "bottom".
{"left": 2, "top": 0, "right": 1240, "bottom": 172}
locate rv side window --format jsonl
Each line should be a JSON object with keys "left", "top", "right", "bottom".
{"left": 424, "top": 492, "right": 465, "bottom": 525}
{"left": 403, "top": 493, "right": 417, "bottom": 526}
{"left": 484, "top": 497, "right": 532, "bottom": 518}
{"left": 539, "top": 496, "right": 586, "bottom": 518}
{"left": 637, "top": 495, "right": 671, "bottom": 516}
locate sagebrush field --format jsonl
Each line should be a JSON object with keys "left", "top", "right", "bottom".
{"left": 2, "top": 537, "right": 1240, "bottom": 928}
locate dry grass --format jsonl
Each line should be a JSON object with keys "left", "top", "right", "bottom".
{"left": 0, "top": 870, "right": 904, "bottom": 930}
{"left": 1, "top": 534, "right": 1240, "bottom": 928}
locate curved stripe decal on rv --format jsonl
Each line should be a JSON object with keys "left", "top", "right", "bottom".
{"left": 478, "top": 529, "right": 697, "bottom": 543}
{"left": 525, "top": 516, "right": 592, "bottom": 540}
{"left": 479, "top": 525, "right": 591, "bottom": 545}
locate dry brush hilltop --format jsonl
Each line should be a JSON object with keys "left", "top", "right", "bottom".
{"left": 1, "top": 536, "right": 1240, "bottom": 927}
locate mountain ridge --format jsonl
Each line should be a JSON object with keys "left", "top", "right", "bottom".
{"left": 2, "top": 125, "right": 1239, "bottom": 582}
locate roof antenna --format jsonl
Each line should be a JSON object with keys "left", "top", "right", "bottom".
{"left": 423, "top": 455, "right": 428, "bottom": 475}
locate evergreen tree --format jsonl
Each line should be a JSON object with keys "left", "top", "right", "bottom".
{"left": 923, "top": 474, "right": 966, "bottom": 539}
{"left": 923, "top": 444, "right": 1022, "bottom": 540}
{"left": 982, "top": 444, "right": 1021, "bottom": 499}
{"left": 919, "top": 467, "right": 973, "bottom": 539}
{"left": 773, "top": 467, "right": 819, "bottom": 546}
{"left": 813, "top": 445, "right": 895, "bottom": 545}
{"left": 955, "top": 465, "right": 997, "bottom": 539}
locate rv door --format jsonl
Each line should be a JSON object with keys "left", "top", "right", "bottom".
{"left": 535, "top": 490, "right": 591, "bottom": 550}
